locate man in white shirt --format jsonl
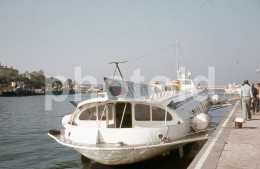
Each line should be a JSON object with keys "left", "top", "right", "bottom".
{"left": 240, "top": 80, "right": 253, "bottom": 121}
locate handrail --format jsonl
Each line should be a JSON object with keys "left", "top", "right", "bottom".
{"left": 98, "top": 104, "right": 107, "bottom": 128}
{"left": 119, "top": 102, "right": 128, "bottom": 128}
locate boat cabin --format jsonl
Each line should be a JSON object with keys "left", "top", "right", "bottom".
{"left": 73, "top": 101, "right": 182, "bottom": 129}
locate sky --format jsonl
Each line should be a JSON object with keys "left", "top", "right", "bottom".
{"left": 0, "top": 0, "right": 260, "bottom": 85}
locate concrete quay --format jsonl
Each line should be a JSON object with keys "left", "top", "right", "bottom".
{"left": 188, "top": 101, "right": 260, "bottom": 169}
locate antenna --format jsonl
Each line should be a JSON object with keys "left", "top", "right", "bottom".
{"left": 109, "top": 61, "right": 127, "bottom": 80}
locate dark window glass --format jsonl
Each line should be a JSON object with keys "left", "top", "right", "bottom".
{"left": 152, "top": 106, "right": 172, "bottom": 121}
{"left": 135, "top": 104, "right": 150, "bottom": 121}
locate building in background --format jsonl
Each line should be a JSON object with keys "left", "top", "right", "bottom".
{"left": 0, "top": 62, "right": 19, "bottom": 76}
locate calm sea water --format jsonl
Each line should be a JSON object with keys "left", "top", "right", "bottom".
{"left": 0, "top": 91, "right": 231, "bottom": 169}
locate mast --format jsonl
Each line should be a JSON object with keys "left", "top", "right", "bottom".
{"left": 175, "top": 41, "right": 192, "bottom": 80}
{"left": 175, "top": 41, "right": 181, "bottom": 79}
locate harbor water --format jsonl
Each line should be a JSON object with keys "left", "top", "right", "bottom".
{"left": 0, "top": 90, "right": 232, "bottom": 169}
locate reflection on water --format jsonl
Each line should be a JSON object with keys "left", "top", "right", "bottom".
{"left": 0, "top": 91, "right": 232, "bottom": 169}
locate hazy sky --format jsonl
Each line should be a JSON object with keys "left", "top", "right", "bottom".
{"left": 0, "top": 0, "right": 260, "bottom": 85}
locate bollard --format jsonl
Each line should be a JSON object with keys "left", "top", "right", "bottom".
{"left": 235, "top": 117, "right": 243, "bottom": 129}
{"left": 235, "top": 122, "right": 242, "bottom": 128}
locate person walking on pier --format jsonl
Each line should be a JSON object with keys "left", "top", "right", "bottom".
{"left": 240, "top": 80, "right": 253, "bottom": 121}
{"left": 251, "top": 83, "right": 258, "bottom": 115}
{"left": 256, "top": 83, "right": 260, "bottom": 113}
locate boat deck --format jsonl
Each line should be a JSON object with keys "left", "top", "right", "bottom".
{"left": 188, "top": 101, "right": 260, "bottom": 169}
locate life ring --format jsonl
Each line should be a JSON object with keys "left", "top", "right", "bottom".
{"left": 48, "top": 129, "right": 61, "bottom": 135}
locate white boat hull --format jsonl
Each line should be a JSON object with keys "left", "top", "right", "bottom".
{"left": 48, "top": 131, "right": 208, "bottom": 165}
{"left": 75, "top": 145, "right": 180, "bottom": 165}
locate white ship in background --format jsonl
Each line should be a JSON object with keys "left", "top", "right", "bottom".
{"left": 224, "top": 77, "right": 241, "bottom": 95}
{"left": 48, "top": 44, "right": 219, "bottom": 165}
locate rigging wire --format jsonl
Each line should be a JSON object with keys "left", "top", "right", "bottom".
{"left": 108, "top": 42, "right": 191, "bottom": 77}
{"left": 116, "top": 44, "right": 174, "bottom": 63}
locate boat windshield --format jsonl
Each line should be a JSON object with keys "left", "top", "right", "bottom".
{"left": 79, "top": 105, "right": 112, "bottom": 121}
{"left": 79, "top": 106, "right": 97, "bottom": 120}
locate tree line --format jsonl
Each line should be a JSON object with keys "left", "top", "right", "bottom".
{"left": 0, "top": 70, "right": 74, "bottom": 91}
{"left": 0, "top": 70, "right": 46, "bottom": 90}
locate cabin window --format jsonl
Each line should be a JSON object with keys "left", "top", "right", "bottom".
{"left": 152, "top": 106, "right": 172, "bottom": 121}
{"left": 135, "top": 104, "right": 150, "bottom": 121}
{"left": 79, "top": 106, "right": 97, "bottom": 120}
